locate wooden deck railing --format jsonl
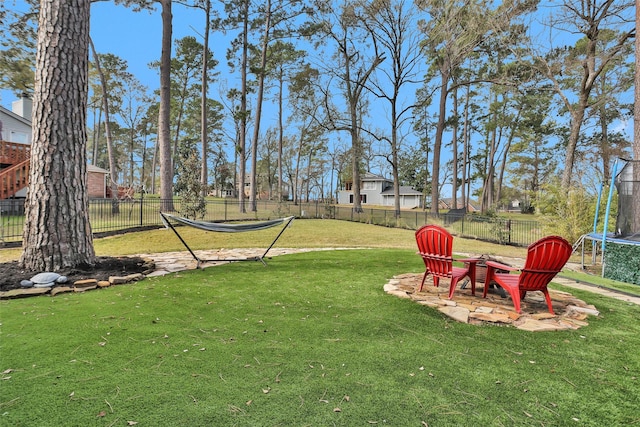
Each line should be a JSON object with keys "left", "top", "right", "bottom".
{"left": 0, "top": 140, "right": 31, "bottom": 199}
{"left": 0, "top": 158, "right": 30, "bottom": 199}
{"left": 0, "top": 140, "right": 31, "bottom": 165}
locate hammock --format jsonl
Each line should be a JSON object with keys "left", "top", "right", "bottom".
{"left": 160, "top": 212, "right": 295, "bottom": 267}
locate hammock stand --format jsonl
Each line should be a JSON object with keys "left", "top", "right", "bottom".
{"left": 160, "top": 212, "right": 295, "bottom": 268}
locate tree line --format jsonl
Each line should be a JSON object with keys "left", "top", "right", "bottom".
{"left": 0, "top": 0, "right": 637, "bottom": 271}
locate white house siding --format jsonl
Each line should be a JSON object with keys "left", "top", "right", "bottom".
{"left": 337, "top": 173, "right": 421, "bottom": 208}
{"left": 0, "top": 106, "right": 32, "bottom": 145}
{"left": 382, "top": 194, "right": 421, "bottom": 208}
{"left": 2, "top": 98, "right": 108, "bottom": 200}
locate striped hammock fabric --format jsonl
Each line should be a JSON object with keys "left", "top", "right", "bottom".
{"left": 160, "top": 213, "right": 294, "bottom": 233}
{"left": 159, "top": 212, "right": 295, "bottom": 267}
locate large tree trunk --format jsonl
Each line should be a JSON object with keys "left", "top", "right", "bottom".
{"left": 451, "top": 88, "right": 458, "bottom": 209}
{"left": 431, "top": 69, "right": 448, "bottom": 214}
{"left": 238, "top": 0, "right": 248, "bottom": 213}
{"left": 391, "top": 100, "right": 400, "bottom": 218}
{"left": 159, "top": 0, "right": 174, "bottom": 211}
{"left": 249, "top": 0, "right": 271, "bottom": 212}
{"left": 634, "top": 6, "right": 640, "bottom": 235}
{"left": 277, "top": 70, "right": 284, "bottom": 201}
{"left": 200, "top": 0, "right": 211, "bottom": 196}
{"left": 88, "top": 38, "right": 119, "bottom": 214}
{"left": 461, "top": 85, "right": 470, "bottom": 210}
{"left": 561, "top": 97, "right": 588, "bottom": 189}
{"left": 20, "top": 0, "right": 95, "bottom": 271}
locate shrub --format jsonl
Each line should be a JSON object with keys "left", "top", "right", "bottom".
{"left": 175, "top": 149, "right": 206, "bottom": 219}
{"left": 536, "top": 181, "right": 596, "bottom": 243}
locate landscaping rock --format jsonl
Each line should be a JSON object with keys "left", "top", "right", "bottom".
{"left": 74, "top": 284, "right": 98, "bottom": 292}
{"left": 0, "top": 287, "right": 50, "bottom": 299}
{"left": 438, "top": 306, "right": 470, "bottom": 323}
{"left": 384, "top": 272, "right": 600, "bottom": 331}
{"left": 74, "top": 279, "right": 98, "bottom": 288}
{"left": 51, "top": 286, "right": 74, "bottom": 296}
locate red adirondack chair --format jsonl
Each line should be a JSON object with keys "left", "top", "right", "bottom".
{"left": 482, "top": 235, "right": 573, "bottom": 314}
{"left": 415, "top": 224, "right": 480, "bottom": 299}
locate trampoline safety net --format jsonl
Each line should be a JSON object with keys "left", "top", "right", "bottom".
{"left": 615, "top": 160, "right": 640, "bottom": 241}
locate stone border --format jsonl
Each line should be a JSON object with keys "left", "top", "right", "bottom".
{"left": 0, "top": 258, "right": 155, "bottom": 300}
{"left": 385, "top": 273, "right": 600, "bottom": 332}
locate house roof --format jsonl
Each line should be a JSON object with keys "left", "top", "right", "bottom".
{"left": 380, "top": 185, "right": 422, "bottom": 196}
{"left": 0, "top": 105, "right": 31, "bottom": 127}
{"left": 360, "top": 172, "right": 390, "bottom": 182}
{"left": 88, "top": 165, "right": 109, "bottom": 174}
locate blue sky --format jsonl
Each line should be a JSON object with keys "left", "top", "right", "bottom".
{"left": 1, "top": 2, "right": 634, "bottom": 198}
{"left": 90, "top": 2, "right": 218, "bottom": 93}
{"left": 1, "top": 2, "right": 225, "bottom": 109}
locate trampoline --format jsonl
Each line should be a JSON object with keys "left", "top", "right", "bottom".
{"left": 575, "top": 159, "right": 640, "bottom": 281}
{"left": 576, "top": 232, "right": 640, "bottom": 269}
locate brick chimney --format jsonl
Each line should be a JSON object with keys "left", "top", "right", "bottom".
{"left": 12, "top": 93, "right": 33, "bottom": 121}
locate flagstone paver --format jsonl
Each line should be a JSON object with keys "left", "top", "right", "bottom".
{"left": 383, "top": 272, "right": 601, "bottom": 331}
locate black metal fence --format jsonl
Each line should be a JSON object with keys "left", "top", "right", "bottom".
{"left": 1, "top": 197, "right": 542, "bottom": 247}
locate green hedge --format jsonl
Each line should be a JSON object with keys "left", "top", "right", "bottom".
{"left": 604, "top": 242, "right": 640, "bottom": 285}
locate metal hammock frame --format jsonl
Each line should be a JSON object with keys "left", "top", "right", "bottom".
{"left": 160, "top": 212, "right": 295, "bottom": 267}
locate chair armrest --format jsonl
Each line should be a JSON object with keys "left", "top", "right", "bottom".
{"left": 458, "top": 257, "right": 481, "bottom": 265}
{"left": 485, "top": 260, "right": 519, "bottom": 272}
{"left": 418, "top": 252, "right": 451, "bottom": 261}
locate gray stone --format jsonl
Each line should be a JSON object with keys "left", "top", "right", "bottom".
{"left": 439, "top": 306, "right": 470, "bottom": 323}
{"left": 30, "top": 272, "right": 60, "bottom": 284}
{"left": 20, "top": 280, "right": 34, "bottom": 288}
{"left": 33, "top": 282, "right": 54, "bottom": 288}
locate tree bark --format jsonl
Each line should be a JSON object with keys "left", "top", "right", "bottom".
{"left": 249, "top": 0, "right": 271, "bottom": 211}
{"left": 238, "top": 0, "right": 248, "bottom": 213}
{"left": 451, "top": 88, "right": 458, "bottom": 209}
{"left": 200, "top": 0, "right": 211, "bottom": 197}
{"left": 560, "top": 95, "right": 588, "bottom": 189}
{"left": 431, "top": 68, "right": 448, "bottom": 214}
{"left": 159, "top": 0, "right": 174, "bottom": 211}
{"left": 20, "top": 0, "right": 95, "bottom": 271}
{"left": 88, "top": 38, "right": 119, "bottom": 214}
{"left": 633, "top": 1, "right": 640, "bottom": 235}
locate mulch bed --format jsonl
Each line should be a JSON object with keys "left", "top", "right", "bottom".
{"left": 0, "top": 256, "right": 149, "bottom": 292}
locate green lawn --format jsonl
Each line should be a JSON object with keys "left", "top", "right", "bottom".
{"left": 1, "top": 220, "right": 639, "bottom": 425}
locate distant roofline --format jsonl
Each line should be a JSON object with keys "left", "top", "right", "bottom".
{"left": 0, "top": 105, "right": 31, "bottom": 127}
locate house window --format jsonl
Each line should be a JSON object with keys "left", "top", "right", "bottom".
{"left": 349, "top": 194, "right": 367, "bottom": 204}
{"left": 345, "top": 182, "right": 352, "bottom": 191}
{"left": 363, "top": 181, "right": 376, "bottom": 190}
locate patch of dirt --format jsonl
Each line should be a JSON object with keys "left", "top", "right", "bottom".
{"left": 0, "top": 256, "right": 150, "bottom": 292}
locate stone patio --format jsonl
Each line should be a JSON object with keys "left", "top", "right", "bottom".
{"left": 384, "top": 273, "right": 600, "bottom": 332}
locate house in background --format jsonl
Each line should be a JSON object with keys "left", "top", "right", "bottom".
{"left": 1, "top": 95, "right": 109, "bottom": 204}
{"left": 238, "top": 174, "right": 291, "bottom": 201}
{"left": 337, "top": 172, "right": 422, "bottom": 208}
{"left": 438, "top": 198, "right": 480, "bottom": 212}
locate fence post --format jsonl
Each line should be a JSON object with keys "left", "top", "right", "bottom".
{"left": 139, "top": 191, "right": 144, "bottom": 226}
